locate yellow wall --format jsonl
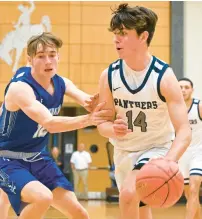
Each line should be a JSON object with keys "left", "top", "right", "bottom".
{"left": 0, "top": 1, "right": 170, "bottom": 103}
{"left": 77, "top": 128, "right": 110, "bottom": 192}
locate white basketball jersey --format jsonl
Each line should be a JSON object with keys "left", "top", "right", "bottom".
{"left": 108, "top": 56, "right": 175, "bottom": 151}
{"left": 188, "top": 99, "right": 202, "bottom": 147}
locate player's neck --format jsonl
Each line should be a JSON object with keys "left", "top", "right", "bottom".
{"left": 123, "top": 52, "right": 152, "bottom": 72}
{"left": 31, "top": 71, "right": 52, "bottom": 89}
{"left": 185, "top": 98, "right": 193, "bottom": 109}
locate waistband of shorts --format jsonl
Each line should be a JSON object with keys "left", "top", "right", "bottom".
{"left": 0, "top": 150, "right": 39, "bottom": 159}
{"left": 75, "top": 168, "right": 88, "bottom": 171}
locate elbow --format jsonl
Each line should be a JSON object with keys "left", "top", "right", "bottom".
{"left": 97, "top": 123, "right": 113, "bottom": 139}
{"left": 97, "top": 124, "right": 107, "bottom": 138}
{"left": 97, "top": 125, "right": 104, "bottom": 136}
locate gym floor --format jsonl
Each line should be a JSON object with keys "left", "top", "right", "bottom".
{"left": 8, "top": 200, "right": 188, "bottom": 219}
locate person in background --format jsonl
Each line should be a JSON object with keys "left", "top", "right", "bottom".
{"left": 50, "top": 133, "right": 63, "bottom": 168}
{"left": 70, "top": 143, "right": 92, "bottom": 200}
{"left": 178, "top": 78, "right": 202, "bottom": 219}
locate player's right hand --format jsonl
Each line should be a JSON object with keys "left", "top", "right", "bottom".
{"left": 113, "top": 114, "right": 132, "bottom": 137}
{"left": 89, "top": 102, "right": 113, "bottom": 126}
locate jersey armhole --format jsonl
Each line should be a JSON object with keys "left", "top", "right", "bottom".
{"left": 108, "top": 64, "right": 113, "bottom": 92}
{"left": 60, "top": 76, "right": 66, "bottom": 96}
{"left": 197, "top": 100, "right": 202, "bottom": 120}
{"left": 157, "top": 64, "right": 169, "bottom": 102}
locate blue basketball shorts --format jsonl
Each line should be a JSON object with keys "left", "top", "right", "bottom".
{"left": 0, "top": 154, "right": 73, "bottom": 216}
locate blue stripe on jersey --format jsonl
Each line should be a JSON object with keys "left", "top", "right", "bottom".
{"left": 196, "top": 100, "right": 202, "bottom": 121}
{"left": 156, "top": 62, "right": 169, "bottom": 102}
{"left": 188, "top": 98, "right": 202, "bottom": 120}
{"left": 119, "top": 57, "right": 156, "bottom": 94}
{"left": 108, "top": 59, "right": 120, "bottom": 92}
{"left": 0, "top": 67, "right": 66, "bottom": 152}
{"left": 188, "top": 99, "right": 194, "bottom": 113}
{"left": 108, "top": 64, "right": 113, "bottom": 92}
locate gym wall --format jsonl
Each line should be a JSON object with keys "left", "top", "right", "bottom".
{"left": 0, "top": 1, "right": 170, "bottom": 103}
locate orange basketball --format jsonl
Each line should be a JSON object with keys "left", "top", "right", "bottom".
{"left": 136, "top": 158, "right": 184, "bottom": 208}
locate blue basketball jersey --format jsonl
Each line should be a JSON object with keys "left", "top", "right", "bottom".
{"left": 0, "top": 67, "right": 66, "bottom": 152}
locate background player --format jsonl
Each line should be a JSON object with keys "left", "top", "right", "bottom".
{"left": 178, "top": 78, "right": 202, "bottom": 219}
{"left": 97, "top": 4, "right": 191, "bottom": 219}
{"left": 0, "top": 32, "right": 112, "bottom": 219}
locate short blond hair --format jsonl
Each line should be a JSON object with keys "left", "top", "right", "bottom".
{"left": 27, "top": 32, "right": 63, "bottom": 57}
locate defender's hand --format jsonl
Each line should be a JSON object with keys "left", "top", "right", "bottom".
{"left": 89, "top": 102, "right": 113, "bottom": 126}
{"left": 84, "top": 93, "right": 99, "bottom": 112}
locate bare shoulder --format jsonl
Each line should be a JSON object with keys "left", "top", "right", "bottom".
{"left": 5, "top": 81, "right": 35, "bottom": 111}
{"left": 8, "top": 81, "right": 34, "bottom": 95}
{"left": 160, "top": 67, "right": 182, "bottom": 100}
{"left": 61, "top": 76, "right": 76, "bottom": 91}
{"left": 99, "top": 68, "right": 109, "bottom": 84}
{"left": 160, "top": 67, "right": 176, "bottom": 87}
{"left": 61, "top": 76, "right": 71, "bottom": 84}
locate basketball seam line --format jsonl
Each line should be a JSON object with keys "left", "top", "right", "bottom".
{"left": 139, "top": 163, "right": 180, "bottom": 207}
{"left": 143, "top": 170, "right": 179, "bottom": 203}
{"left": 160, "top": 164, "right": 173, "bottom": 207}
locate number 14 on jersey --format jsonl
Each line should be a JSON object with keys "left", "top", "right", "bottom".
{"left": 126, "top": 111, "right": 147, "bottom": 132}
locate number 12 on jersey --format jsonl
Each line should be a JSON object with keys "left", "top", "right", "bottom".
{"left": 126, "top": 111, "right": 147, "bottom": 132}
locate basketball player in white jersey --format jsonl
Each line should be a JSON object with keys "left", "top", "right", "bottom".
{"left": 178, "top": 78, "right": 202, "bottom": 219}
{"left": 97, "top": 4, "right": 191, "bottom": 219}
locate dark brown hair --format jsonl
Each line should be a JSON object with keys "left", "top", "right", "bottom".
{"left": 109, "top": 3, "right": 158, "bottom": 46}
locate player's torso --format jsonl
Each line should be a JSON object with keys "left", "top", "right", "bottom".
{"left": 0, "top": 67, "right": 66, "bottom": 152}
{"left": 188, "top": 98, "right": 202, "bottom": 147}
{"left": 109, "top": 56, "right": 174, "bottom": 151}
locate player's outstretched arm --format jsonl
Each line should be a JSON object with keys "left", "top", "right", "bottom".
{"left": 62, "top": 77, "right": 94, "bottom": 111}
{"left": 161, "top": 68, "right": 192, "bottom": 161}
{"left": 5, "top": 81, "right": 112, "bottom": 133}
{"left": 97, "top": 69, "right": 131, "bottom": 138}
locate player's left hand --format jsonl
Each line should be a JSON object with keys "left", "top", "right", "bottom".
{"left": 83, "top": 93, "right": 99, "bottom": 112}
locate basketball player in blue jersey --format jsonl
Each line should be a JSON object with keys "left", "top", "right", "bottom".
{"left": 0, "top": 32, "right": 112, "bottom": 219}
{"left": 97, "top": 4, "right": 191, "bottom": 219}
{"left": 178, "top": 78, "right": 202, "bottom": 219}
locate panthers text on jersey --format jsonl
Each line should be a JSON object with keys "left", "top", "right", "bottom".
{"left": 108, "top": 56, "right": 175, "bottom": 151}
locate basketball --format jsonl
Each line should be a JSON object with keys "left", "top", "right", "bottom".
{"left": 136, "top": 158, "right": 184, "bottom": 208}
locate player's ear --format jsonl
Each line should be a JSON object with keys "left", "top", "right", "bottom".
{"left": 27, "top": 56, "right": 32, "bottom": 66}
{"left": 140, "top": 31, "right": 149, "bottom": 44}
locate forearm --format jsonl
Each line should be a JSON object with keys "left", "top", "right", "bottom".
{"left": 165, "top": 125, "right": 191, "bottom": 161}
{"left": 43, "top": 115, "right": 91, "bottom": 133}
{"left": 77, "top": 91, "right": 90, "bottom": 107}
{"left": 97, "top": 122, "right": 116, "bottom": 138}
{"left": 68, "top": 90, "right": 90, "bottom": 107}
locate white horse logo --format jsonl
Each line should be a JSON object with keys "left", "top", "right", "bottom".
{"left": 0, "top": 1, "right": 51, "bottom": 72}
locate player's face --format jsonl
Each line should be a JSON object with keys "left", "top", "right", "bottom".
{"left": 29, "top": 43, "right": 59, "bottom": 78}
{"left": 113, "top": 28, "right": 147, "bottom": 59}
{"left": 179, "top": 80, "right": 193, "bottom": 101}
